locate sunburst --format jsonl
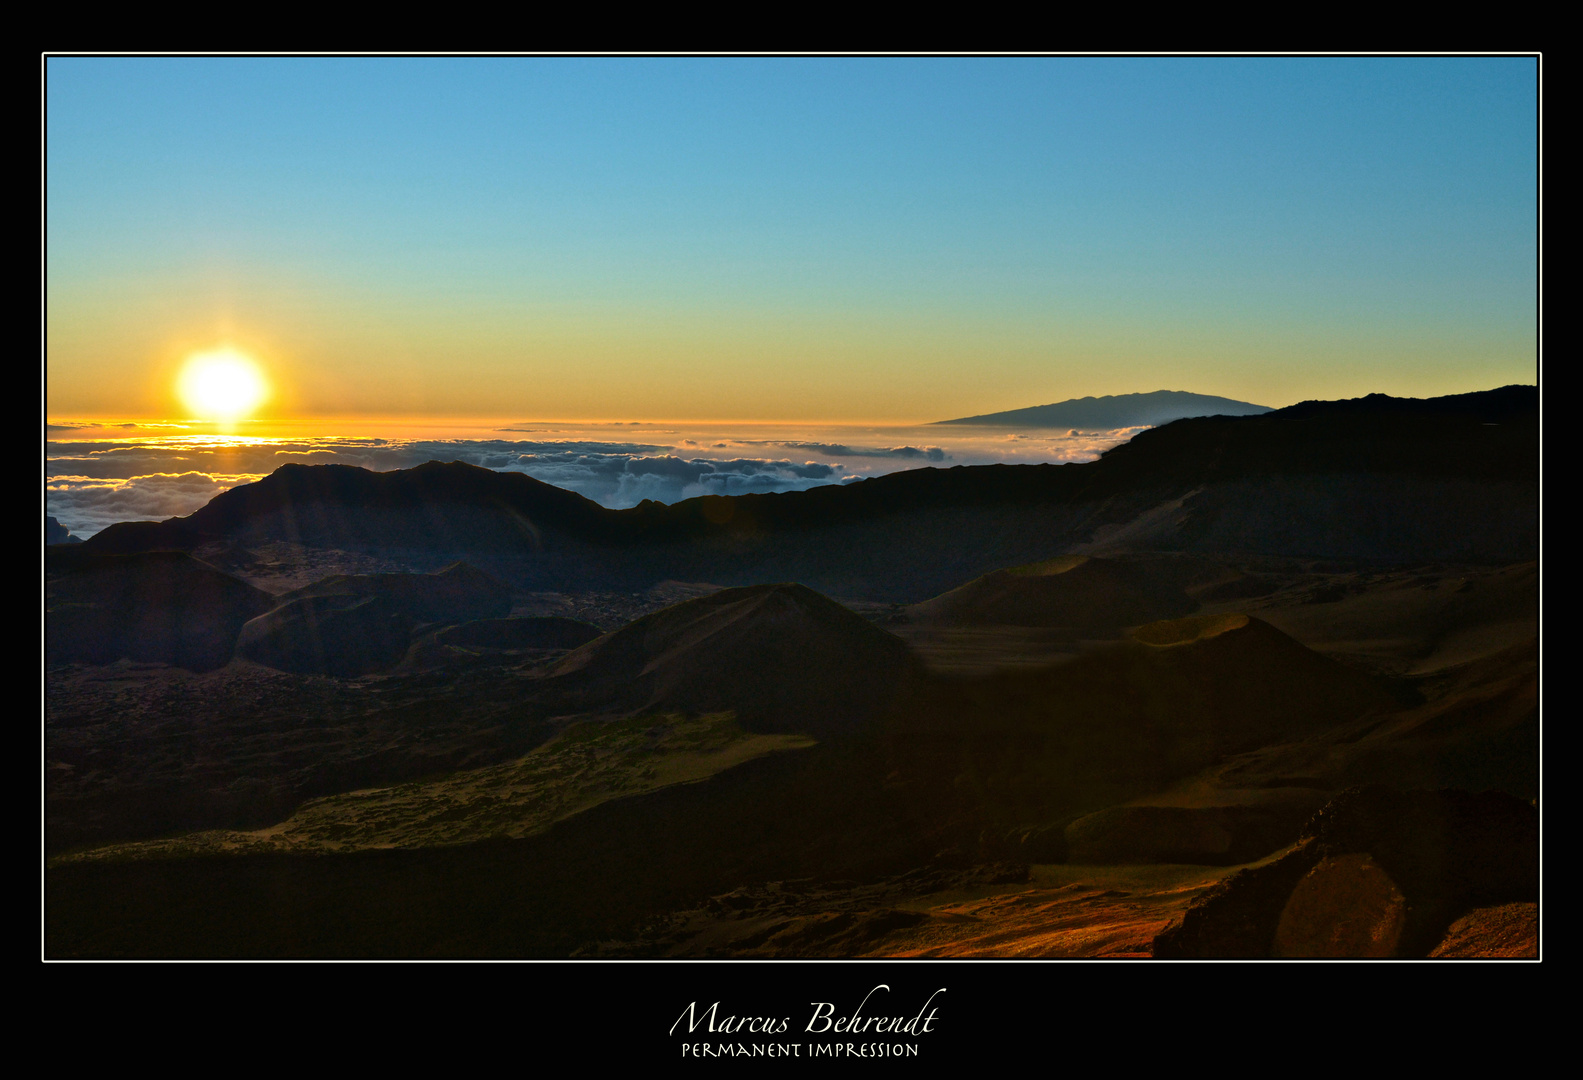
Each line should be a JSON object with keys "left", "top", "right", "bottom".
{"left": 177, "top": 348, "right": 269, "bottom": 422}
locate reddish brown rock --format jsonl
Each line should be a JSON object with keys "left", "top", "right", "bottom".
{"left": 1274, "top": 853, "right": 1408, "bottom": 957}
{"left": 1428, "top": 902, "right": 1538, "bottom": 958}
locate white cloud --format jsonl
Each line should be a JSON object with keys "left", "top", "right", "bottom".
{"left": 45, "top": 425, "right": 1143, "bottom": 536}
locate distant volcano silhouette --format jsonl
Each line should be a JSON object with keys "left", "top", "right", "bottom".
{"left": 936, "top": 389, "right": 1271, "bottom": 428}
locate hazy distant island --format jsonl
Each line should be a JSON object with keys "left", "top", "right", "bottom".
{"left": 936, "top": 390, "right": 1273, "bottom": 429}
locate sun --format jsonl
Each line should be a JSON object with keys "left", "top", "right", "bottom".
{"left": 177, "top": 348, "right": 270, "bottom": 422}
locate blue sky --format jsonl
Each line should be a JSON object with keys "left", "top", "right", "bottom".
{"left": 46, "top": 56, "right": 1539, "bottom": 422}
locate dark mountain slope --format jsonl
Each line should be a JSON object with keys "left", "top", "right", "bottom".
{"left": 79, "top": 386, "right": 1537, "bottom": 599}
{"left": 908, "top": 554, "right": 1197, "bottom": 630}
{"left": 83, "top": 461, "right": 621, "bottom": 553}
{"left": 271, "top": 561, "right": 510, "bottom": 623}
{"left": 233, "top": 562, "right": 512, "bottom": 677}
{"left": 887, "top": 612, "right": 1401, "bottom": 832}
{"left": 46, "top": 549, "right": 274, "bottom": 671}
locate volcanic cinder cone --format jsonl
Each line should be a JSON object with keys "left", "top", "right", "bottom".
{"left": 547, "top": 582, "right": 921, "bottom": 735}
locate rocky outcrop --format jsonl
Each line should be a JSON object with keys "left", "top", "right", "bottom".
{"left": 1152, "top": 787, "right": 1538, "bottom": 958}
{"left": 1427, "top": 902, "right": 1537, "bottom": 958}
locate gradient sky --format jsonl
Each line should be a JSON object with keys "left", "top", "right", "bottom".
{"left": 45, "top": 56, "right": 1539, "bottom": 423}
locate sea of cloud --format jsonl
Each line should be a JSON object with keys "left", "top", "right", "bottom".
{"left": 45, "top": 421, "right": 1145, "bottom": 539}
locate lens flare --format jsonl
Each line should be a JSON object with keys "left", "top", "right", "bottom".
{"left": 177, "top": 349, "right": 269, "bottom": 421}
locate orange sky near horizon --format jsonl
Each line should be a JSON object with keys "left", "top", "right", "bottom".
{"left": 46, "top": 58, "right": 1538, "bottom": 428}
{"left": 43, "top": 307, "right": 1538, "bottom": 428}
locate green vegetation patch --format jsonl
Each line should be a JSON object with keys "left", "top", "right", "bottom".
{"left": 56, "top": 712, "right": 815, "bottom": 863}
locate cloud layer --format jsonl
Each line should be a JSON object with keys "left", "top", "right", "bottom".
{"left": 46, "top": 424, "right": 1135, "bottom": 538}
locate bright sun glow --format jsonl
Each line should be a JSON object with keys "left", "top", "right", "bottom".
{"left": 177, "top": 349, "right": 269, "bottom": 421}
